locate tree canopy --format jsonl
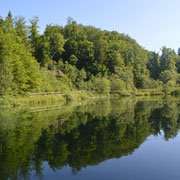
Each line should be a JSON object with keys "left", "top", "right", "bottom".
{"left": 0, "top": 12, "right": 179, "bottom": 95}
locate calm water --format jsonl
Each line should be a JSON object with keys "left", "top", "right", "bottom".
{"left": 0, "top": 97, "right": 180, "bottom": 180}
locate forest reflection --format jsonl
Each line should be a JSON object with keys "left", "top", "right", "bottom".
{"left": 0, "top": 97, "right": 180, "bottom": 179}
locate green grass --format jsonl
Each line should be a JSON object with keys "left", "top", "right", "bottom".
{"left": 135, "top": 87, "right": 180, "bottom": 97}
{"left": 1, "top": 87, "right": 180, "bottom": 107}
{"left": 135, "top": 88, "right": 164, "bottom": 96}
{"left": 0, "top": 91, "right": 100, "bottom": 107}
{"left": 0, "top": 95, "right": 66, "bottom": 107}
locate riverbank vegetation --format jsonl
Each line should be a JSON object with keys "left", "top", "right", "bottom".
{"left": 0, "top": 11, "right": 180, "bottom": 100}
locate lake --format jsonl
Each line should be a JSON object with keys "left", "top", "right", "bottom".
{"left": 0, "top": 97, "right": 180, "bottom": 180}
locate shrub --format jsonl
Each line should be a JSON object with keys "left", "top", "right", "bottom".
{"left": 92, "top": 77, "right": 110, "bottom": 94}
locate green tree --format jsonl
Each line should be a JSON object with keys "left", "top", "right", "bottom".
{"left": 29, "top": 16, "right": 40, "bottom": 60}
{"left": 44, "top": 25, "right": 65, "bottom": 62}
{"left": 0, "top": 17, "right": 42, "bottom": 95}
{"left": 147, "top": 52, "right": 160, "bottom": 79}
{"left": 160, "top": 46, "right": 176, "bottom": 72}
{"left": 159, "top": 70, "right": 176, "bottom": 85}
{"left": 14, "top": 16, "right": 29, "bottom": 45}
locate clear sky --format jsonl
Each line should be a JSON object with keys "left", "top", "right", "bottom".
{"left": 1, "top": 0, "right": 180, "bottom": 52}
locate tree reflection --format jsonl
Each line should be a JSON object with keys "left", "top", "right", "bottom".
{"left": 0, "top": 98, "right": 179, "bottom": 179}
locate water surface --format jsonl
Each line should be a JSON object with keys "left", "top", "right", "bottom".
{"left": 0, "top": 97, "right": 180, "bottom": 180}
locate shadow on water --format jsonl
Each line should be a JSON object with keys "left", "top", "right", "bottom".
{"left": 0, "top": 96, "right": 180, "bottom": 179}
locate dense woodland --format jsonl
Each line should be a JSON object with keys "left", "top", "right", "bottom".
{"left": 0, "top": 11, "right": 180, "bottom": 96}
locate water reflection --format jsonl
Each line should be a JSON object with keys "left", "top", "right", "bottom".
{"left": 0, "top": 97, "right": 180, "bottom": 179}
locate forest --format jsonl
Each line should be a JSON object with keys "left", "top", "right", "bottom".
{"left": 0, "top": 11, "right": 180, "bottom": 96}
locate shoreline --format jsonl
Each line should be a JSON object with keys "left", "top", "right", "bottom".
{"left": 0, "top": 88, "right": 179, "bottom": 108}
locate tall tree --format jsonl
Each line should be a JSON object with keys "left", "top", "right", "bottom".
{"left": 44, "top": 25, "right": 65, "bottom": 61}
{"left": 159, "top": 46, "right": 176, "bottom": 72}
{"left": 147, "top": 52, "right": 160, "bottom": 79}
{"left": 29, "top": 16, "right": 40, "bottom": 59}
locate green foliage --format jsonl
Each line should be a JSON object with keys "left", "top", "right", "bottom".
{"left": 0, "top": 59, "right": 14, "bottom": 95}
{"left": 92, "top": 77, "right": 111, "bottom": 94}
{"left": 40, "top": 69, "right": 73, "bottom": 92}
{"left": 44, "top": 25, "right": 65, "bottom": 61}
{"left": 175, "top": 55, "right": 180, "bottom": 73}
{"left": 176, "top": 73, "right": 180, "bottom": 85}
{"left": 171, "top": 89, "right": 180, "bottom": 96}
{"left": 147, "top": 52, "right": 160, "bottom": 79}
{"left": 113, "top": 67, "right": 134, "bottom": 90}
{"left": 137, "top": 74, "right": 163, "bottom": 89}
{"left": 160, "top": 47, "right": 176, "bottom": 72}
{"left": 0, "top": 24, "right": 41, "bottom": 95}
{"left": 110, "top": 76, "right": 126, "bottom": 93}
{"left": 69, "top": 54, "right": 78, "bottom": 65}
{"left": 0, "top": 12, "right": 180, "bottom": 97}
{"left": 159, "top": 70, "right": 176, "bottom": 84}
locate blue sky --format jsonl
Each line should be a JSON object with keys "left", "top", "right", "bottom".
{"left": 1, "top": 0, "right": 180, "bottom": 52}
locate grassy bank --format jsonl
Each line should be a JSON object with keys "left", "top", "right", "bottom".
{"left": 111, "top": 87, "right": 180, "bottom": 97}
{"left": 0, "top": 87, "right": 180, "bottom": 108}
{"left": 0, "top": 91, "right": 107, "bottom": 107}
{"left": 135, "top": 88, "right": 165, "bottom": 96}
